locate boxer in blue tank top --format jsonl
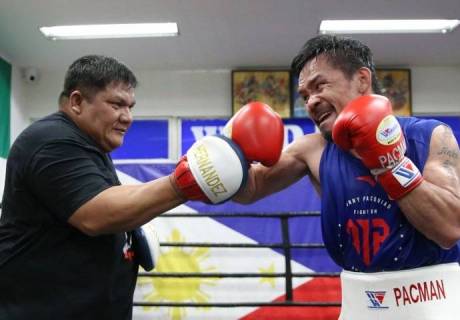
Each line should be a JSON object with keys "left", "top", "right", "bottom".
{"left": 234, "top": 35, "right": 460, "bottom": 317}
{"left": 321, "top": 117, "right": 458, "bottom": 272}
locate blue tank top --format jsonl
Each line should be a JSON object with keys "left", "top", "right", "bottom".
{"left": 320, "top": 117, "right": 459, "bottom": 272}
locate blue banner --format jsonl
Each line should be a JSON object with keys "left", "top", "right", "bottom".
{"left": 111, "top": 119, "right": 169, "bottom": 159}
{"left": 112, "top": 116, "right": 460, "bottom": 161}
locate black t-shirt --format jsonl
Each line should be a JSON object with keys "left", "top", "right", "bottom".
{"left": 0, "top": 112, "right": 138, "bottom": 320}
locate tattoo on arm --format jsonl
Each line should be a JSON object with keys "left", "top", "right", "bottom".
{"left": 435, "top": 126, "right": 460, "bottom": 186}
{"left": 436, "top": 126, "right": 459, "bottom": 161}
{"left": 438, "top": 147, "right": 459, "bottom": 160}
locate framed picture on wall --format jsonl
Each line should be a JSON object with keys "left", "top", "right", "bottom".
{"left": 232, "top": 70, "right": 291, "bottom": 118}
{"left": 376, "top": 68, "right": 412, "bottom": 116}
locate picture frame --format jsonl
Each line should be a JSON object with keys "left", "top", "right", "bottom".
{"left": 376, "top": 68, "right": 412, "bottom": 116}
{"left": 232, "top": 70, "right": 291, "bottom": 118}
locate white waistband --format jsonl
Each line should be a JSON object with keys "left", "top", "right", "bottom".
{"left": 340, "top": 263, "right": 460, "bottom": 320}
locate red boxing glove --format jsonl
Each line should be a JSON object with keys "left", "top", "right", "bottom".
{"left": 223, "top": 101, "right": 284, "bottom": 167}
{"left": 332, "top": 94, "right": 423, "bottom": 200}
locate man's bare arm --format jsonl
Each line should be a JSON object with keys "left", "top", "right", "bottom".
{"left": 233, "top": 134, "right": 322, "bottom": 204}
{"left": 398, "top": 125, "right": 460, "bottom": 248}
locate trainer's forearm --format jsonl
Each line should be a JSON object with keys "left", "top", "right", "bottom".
{"left": 69, "top": 176, "right": 184, "bottom": 235}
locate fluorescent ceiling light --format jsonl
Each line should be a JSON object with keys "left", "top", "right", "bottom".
{"left": 39, "top": 23, "right": 178, "bottom": 40}
{"left": 319, "top": 19, "right": 460, "bottom": 34}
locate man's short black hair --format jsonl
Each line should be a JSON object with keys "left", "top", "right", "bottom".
{"left": 291, "top": 35, "right": 381, "bottom": 94}
{"left": 62, "top": 55, "right": 138, "bottom": 100}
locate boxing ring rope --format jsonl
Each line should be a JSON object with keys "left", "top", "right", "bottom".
{"left": 134, "top": 212, "right": 341, "bottom": 308}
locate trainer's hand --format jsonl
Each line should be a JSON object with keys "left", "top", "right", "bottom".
{"left": 170, "top": 135, "right": 248, "bottom": 204}
{"left": 332, "top": 94, "right": 423, "bottom": 199}
{"left": 223, "top": 101, "right": 284, "bottom": 166}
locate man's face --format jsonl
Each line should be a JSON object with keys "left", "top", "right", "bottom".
{"left": 297, "top": 55, "right": 362, "bottom": 140}
{"left": 77, "top": 82, "right": 135, "bottom": 152}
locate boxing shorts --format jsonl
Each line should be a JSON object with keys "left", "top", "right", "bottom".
{"left": 340, "top": 262, "right": 460, "bottom": 320}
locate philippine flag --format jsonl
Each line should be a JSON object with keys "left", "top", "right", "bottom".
{"left": 116, "top": 162, "right": 341, "bottom": 320}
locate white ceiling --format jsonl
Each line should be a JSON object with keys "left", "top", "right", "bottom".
{"left": 1, "top": 0, "right": 460, "bottom": 72}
